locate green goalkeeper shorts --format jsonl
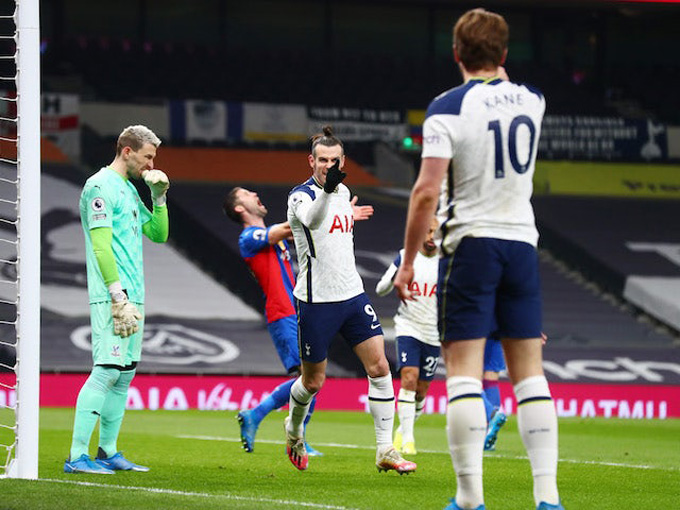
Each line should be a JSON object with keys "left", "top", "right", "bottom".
{"left": 90, "top": 302, "right": 145, "bottom": 366}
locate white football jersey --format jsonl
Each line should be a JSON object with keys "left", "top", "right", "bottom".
{"left": 393, "top": 249, "right": 439, "bottom": 346}
{"left": 422, "top": 78, "right": 545, "bottom": 255}
{"left": 287, "top": 177, "right": 364, "bottom": 303}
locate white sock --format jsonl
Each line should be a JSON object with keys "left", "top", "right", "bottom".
{"left": 287, "top": 377, "right": 315, "bottom": 437}
{"left": 368, "top": 374, "right": 395, "bottom": 451}
{"left": 514, "top": 375, "right": 560, "bottom": 506}
{"left": 415, "top": 397, "right": 425, "bottom": 420}
{"left": 397, "top": 388, "right": 416, "bottom": 443}
{"left": 446, "top": 376, "right": 486, "bottom": 509}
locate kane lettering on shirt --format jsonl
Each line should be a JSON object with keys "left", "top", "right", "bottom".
{"left": 422, "top": 77, "right": 545, "bottom": 255}
{"left": 239, "top": 225, "right": 296, "bottom": 323}
{"left": 79, "top": 166, "right": 152, "bottom": 304}
{"left": 287, "top": 177, "right": 364, "bottom": 303}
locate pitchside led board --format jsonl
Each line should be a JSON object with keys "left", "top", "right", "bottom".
{"left": 0, "top": 374, "right": 678, "bottom": 419}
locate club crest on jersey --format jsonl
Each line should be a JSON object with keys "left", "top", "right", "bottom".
{"left": 111, "top": 345, "right": 121, "bottom": 357}
{"left": 91, "top": 197, "right": 106, "bottom": 212}
{"left": 329, "top": 214, "right": 353, "bottom": 233}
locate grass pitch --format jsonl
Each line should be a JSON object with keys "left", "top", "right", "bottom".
{"left": 1, "top": 408, "right": 678, "bottom": 509}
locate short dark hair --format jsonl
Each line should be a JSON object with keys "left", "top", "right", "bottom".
{"left": 223, "top": 187, "right": 243, "bottom": 224}
{"left": 310, "top": 125, "right": 344, "bottom": 157}
{"left": 453, "top": 8, "right": 508, "bottom": 72}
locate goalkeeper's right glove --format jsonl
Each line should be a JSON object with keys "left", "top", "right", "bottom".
{"left": 142, "top": 169, "right": 170, "bottom": 206}
{"left": 109, "top": 282, "right": 143, "bottom": 338}
{"left": 323, "top": 159, "right": 346, "bottom": 193}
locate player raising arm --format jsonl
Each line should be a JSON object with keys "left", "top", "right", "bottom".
{"left": 65, "top": 125, "right": 169, "bottom": 475}
{"left": 283, "top": 126, "right": 415, "bottom": 475}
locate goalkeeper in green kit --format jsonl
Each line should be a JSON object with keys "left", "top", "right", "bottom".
{"left": 64, "top": 125, "right": 169, "bottom": 474}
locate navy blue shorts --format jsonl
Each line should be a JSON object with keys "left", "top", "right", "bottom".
{"left": 297, "top": 293, "right": 383, "bottom": 363}
{"left": 438, "top": 237, "right": 542, "bottom": 341}
{"left": 266, "top": 314, "right": 301, "bottom": 374}
{"left": 395, "top": 336, "right": 440, "bottom": 381}
{"left": 484, "top": 336, "right": 506, "bottom": 373}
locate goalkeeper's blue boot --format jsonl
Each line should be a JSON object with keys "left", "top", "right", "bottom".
{"left": 237, "top": 409, "right": 259, "bottom": 453}
{"left": 64, "top": 454, "right": 114, "bottom": 474}
{"left": 537, "top": 501, "right": 564, "bottom": 510}
{"left": 95, "top": 448, "right": 150, "bottom": 472}
{"left": 484, "top": 410, "right": 507, "bottom": 451}
{"left": 444, "top": 498, "right": 485, "bottom": 510}
{"left": 305, "top": 442, "right": 324, "bottom": 457}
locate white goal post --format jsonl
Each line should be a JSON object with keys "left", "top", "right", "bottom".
{"left": 2, "top": 0, "right": 41, "bottom": 480}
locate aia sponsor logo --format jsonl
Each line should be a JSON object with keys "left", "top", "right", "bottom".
{"left": 329, "top": 214, "right": 353, "bottom": 234}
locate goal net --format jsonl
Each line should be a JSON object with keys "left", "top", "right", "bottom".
{"left": 0, "top": 0, "right": 41, "bottom": 480}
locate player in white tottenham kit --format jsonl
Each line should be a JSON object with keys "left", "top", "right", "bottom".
{"left": 283, "top": 126, "right": 416, "bottom": 475}
{"left": 376, "top": 218, "right": 440, "bottom": 456}
{"left": 394, "top": 9, "right": 563, "bottom": 510}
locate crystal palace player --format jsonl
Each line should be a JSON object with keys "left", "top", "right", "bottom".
{"left": 283, "top": 126, "right": 416, "bottom": 475}
{"left": 394, "top": 8, "right": 563, "bottom": 510}
{"left": 223, "top": 187, "right": 324, "bottom": 455}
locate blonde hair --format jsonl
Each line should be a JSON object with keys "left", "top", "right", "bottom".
{"left": 116, "top": 125, "right": 162, "bottom": 155}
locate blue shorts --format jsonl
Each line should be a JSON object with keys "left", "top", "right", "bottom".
{"left": 266, "top": 315, "right": 301, "bottom": 374}
{"left": 395, "top": 336, "right": 440, "bottom": 381}
{"left": 297, "top": 293, "right": 383, "bottom": 363}
{"left": 438, "top": 237, "right": 542, "bottom": 341}
{"left": 484, "top": 336, "right": 506, "bottom": 373}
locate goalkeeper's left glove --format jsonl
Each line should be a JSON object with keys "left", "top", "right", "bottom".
{"left": 109, "top": 282, "right": 143, "bottom": 338}
{"left": 142, "top": 169, "right": 170, "bottom": 206}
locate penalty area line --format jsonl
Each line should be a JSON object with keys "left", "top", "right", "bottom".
{"left": 41, "top": 478, "right": 359, "bottom": 510}
{"left": 177, "top": 434, "right": 679, "bottom": 472}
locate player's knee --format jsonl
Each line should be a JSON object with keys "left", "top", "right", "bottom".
{"left": 364, "top": 358, "right": 390, "bottom": 379}
{"left": 302, "top": 372, "right": 325, "bottom": 394}
{"left": 400, "top": 367, "right": 419, "bottom": 389}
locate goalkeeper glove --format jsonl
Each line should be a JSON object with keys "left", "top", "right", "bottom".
{"left": 109, "top": 282, "right": 143, "bottom": 338}
{"left": 142, "top": 169, "right": 170, "bottom": 206}
{"left": 323, "top": 160, "right": 346, "bottom": 193}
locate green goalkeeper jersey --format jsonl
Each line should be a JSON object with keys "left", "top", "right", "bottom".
{"left": 80, "top": 166, "right": 152, "bottom": 304}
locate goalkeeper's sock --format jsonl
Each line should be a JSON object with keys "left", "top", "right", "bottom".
{"left": 287, "top": 377, "right": 315, "bottom": 437}
{"left": 368, "top": 374, "right": 395, "bottom": 451}
{"left": 69, "top": 366, "right": 120, "bottom": 460}
{"left": 514, "top": 375, "right": 560, "bottom": 506}
{"left": 98, "top": 368, "right": 136, "bottom": 458}
{"left": 252, "top": 378, "right": 295, "bottom": 423}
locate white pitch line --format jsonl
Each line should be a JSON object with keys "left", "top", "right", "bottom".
{"left": 177, "top": 434, "right": 680, "bottom": 472}
{"left": 40, "top": 478, "right": 360, "bottom": 510}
